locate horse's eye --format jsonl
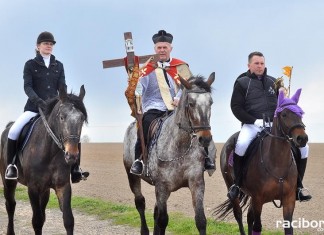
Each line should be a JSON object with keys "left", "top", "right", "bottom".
{"left": 281, "top": 113, "right": 287, "bottom": 118}
{"left": 60, "top": 115, "right": 64, "bottom": 121}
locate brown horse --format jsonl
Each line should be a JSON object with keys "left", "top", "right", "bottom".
{"left": 0, "top": 85, "right": 87, "bottom": 235}
{"left": 123, "top": 74, "right": 216, "bottom": 235}
{"left": 214, "top": 89, "right": 308, "bottom": 235}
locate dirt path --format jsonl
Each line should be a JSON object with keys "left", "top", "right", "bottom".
{"left": 0, "top": 197, "right": 139, "bottom": 235}
{"left": 0, "top": 143, "right": 323, "bottom": 234}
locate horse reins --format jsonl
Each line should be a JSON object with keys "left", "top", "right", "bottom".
{"left": 260, "top": 109, "right": 303, "bottom": 208}
{"left": 259, "top": 136, "right": 294, "bottom": 208}
{"left": 39, "top": 107, "right": 65, "bottom": 151}
{"left": 158, "top": 89, "right": 211, "bottom": 162}
{"left": 275, "top": 102, "right": 306, "bottom": 141}
{"left": 277, "top": 116, "right": 305, "bottom": 141}
{"left": 39, "top": 107, "right": 81, "bottom": 153}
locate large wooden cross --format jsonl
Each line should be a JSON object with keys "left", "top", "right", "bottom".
{"left": 102, "top": 32, "right": 156, "bottom": 174}
{"left": 102, "top": 32, "right": 158, "bottom": 73}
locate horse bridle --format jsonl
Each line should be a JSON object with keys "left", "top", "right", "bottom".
{"left": 39, "top": 107, "right": 81, "bottom": 153}
{"left": 274, "top": 104, "right": 306, "bottom": 142}
{"left": 277, "top": 115, "right": 305, "bottom": 142}
{"left": 260, "top": 105, "right": 305, "bottom": 208}
{"left": 178, "top": 89, "right": 211, "bottom": 134}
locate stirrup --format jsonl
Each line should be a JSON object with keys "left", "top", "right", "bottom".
{"left": 80, "top": 168, "right": 89, "bottom": 181}
{"left": 130, "top": 159, "right": 144, "bottom": 176}
{"left": 5, "top": 164, "right": 18, "bottom": 180}
{"left": 297, "top": 187, "right": 312, "bottom": 202}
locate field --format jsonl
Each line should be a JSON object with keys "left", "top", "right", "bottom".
{"left": 74, "top": 143, "right": 324, "bottom": 234}
{"left": 1, "top": 143, "right": 323, "bottom": 234}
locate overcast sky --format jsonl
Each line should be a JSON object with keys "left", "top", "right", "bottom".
{"left": 0, "top": 0, "right": 323, "bottom": 143}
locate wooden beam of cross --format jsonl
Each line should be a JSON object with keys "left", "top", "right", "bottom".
{"left": 103, "top": 32, "right": 155, "bottom": 175}
{"left": 102, "top": 32, "right": 158, "bottom": 73}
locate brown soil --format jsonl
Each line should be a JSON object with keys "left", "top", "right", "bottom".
{"left": 1, "top": 143, "right": 323, "bottom": 234}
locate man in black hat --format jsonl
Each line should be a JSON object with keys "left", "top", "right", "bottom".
{"left": 130, "top": 30, "right": 216, "bottom": 175}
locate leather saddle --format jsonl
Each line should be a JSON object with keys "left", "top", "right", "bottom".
{"left": 17, "top": 115, "right": 40, "bottom": 152}
{"left": 147, "top": 112, "right": 173, "bottom": 154}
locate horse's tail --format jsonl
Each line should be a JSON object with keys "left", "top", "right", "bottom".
{"left": 213, "top": 193, "right": 250, "bottom": 220}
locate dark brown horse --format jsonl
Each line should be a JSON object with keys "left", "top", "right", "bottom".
{"left": 214, "top": 89, "right": 308, "bottom": 235}
{"left": 123, "top": 74, "right": 216, "bottom": 235}
{"left": 0, "top": 85, "right": 87, "bottom": 235}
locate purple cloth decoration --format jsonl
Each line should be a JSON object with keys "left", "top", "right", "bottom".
{"left": 274, "top": 88, "right": 304, "bottom": 118}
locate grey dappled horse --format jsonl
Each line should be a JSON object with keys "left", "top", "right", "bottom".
{"left": 124, "top": 73, "right": 216, "bottom": 235}
{"left": 0, "top": 85, "right": 87, "bottom": 235}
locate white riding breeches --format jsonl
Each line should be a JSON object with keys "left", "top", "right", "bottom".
{"left": 235, "top": 123, "right": 310, "bottom": 159}
{"left": 235, "top": 124, "right": 261, "bottom": 156}
{"left": 8, "top": 111, "right": 38, "bottom": 140}
{"left": 299, "top": 145, "right": 309, "bottom": 159}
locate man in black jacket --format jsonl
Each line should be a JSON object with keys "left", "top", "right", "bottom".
{"left": 5, "top": 32, "right": 89, "bottom": 183}
{"left": 227, "top": 51, "right": 311, "bottom": 202}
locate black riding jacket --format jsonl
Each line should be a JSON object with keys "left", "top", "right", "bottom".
{"left": 231, "top": 69, "right": 277, "bottom": 124}
{"left": 23, "top": 53, "right": 66, "bottom": 112}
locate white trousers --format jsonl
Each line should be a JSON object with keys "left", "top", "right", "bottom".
{"left": 235, "top": 123, "right": 309, "bottom": 159}
{"left": 8, "top": 111, "right": 38, "bottom": 140}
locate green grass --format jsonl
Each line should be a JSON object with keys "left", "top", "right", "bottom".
{"left": 0, "top": 186, "right": 283, "bottom": 235}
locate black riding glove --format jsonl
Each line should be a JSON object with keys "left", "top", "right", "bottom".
{"left": 36, "top": 98, "right": 47, "bottom": 110}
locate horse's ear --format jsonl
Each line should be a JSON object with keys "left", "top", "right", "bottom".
{"left": 179, "top": 74, "right": 192, "bottom": 89}
{"left": 291, "top": 88, "right": 302, "bottom": 104}
{"left": 207, "top": 72, "right": 215, "bottom": 86}
{"left": 59, "top": 85, "right": 68, "bottom": 102}
{"left": 79, "top": 85, "right": 85, "bottom": 101}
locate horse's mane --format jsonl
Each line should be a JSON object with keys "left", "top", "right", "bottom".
{"left": 44, "top": 93, "right": 88, "bottom": 123}
{"left": 187, "top": 75, "right": 212, "bottom": 93}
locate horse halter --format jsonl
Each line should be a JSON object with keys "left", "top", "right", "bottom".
{"left": 178, "top": 89, "right": 211, "bottom": 134}
{"left": 276, "top": 103, "right": 305, "bottom": 142}
{"left": 39, "top": 104, "right": 81, "bottom": 153}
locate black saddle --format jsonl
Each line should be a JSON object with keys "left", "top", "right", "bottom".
{"left": 232, "top": 129, "right": 270, "bottom": 176}
{"left": 147, "top": 112, "right": 173, "bottom": 154}
{"left": 234, "top": 128, "right": 299, "bottom": 176}
{"left": 17, "top": 115, "right": 40, "bottom": 151}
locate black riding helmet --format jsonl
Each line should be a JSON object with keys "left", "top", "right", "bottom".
{"left": 37, "top": 31, "right": 56, "bottom": 44}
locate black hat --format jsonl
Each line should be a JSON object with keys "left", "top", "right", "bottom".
{"left": 152, "top": 30, "right": 173, "bottom": 44}
{"left": 37, "top": 31, "right": 56, "bottom": 44}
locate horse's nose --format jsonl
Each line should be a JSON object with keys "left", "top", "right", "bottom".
{"left": 64, "top": 151, "right": 79, "bottom": 164}
{"left": 64, "top": 143, "right": 79, "bottom": 164}
{"left": 198, "top": 135, "right": 212, "bottom": 147}
{"left": 297, "top": 134, "right": 308, "bottom": 147}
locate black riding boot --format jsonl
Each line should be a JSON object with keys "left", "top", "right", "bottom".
{"left": 5, "top": 139, "right": 18, "bottom": 180}
{"left": 227, "top": 153, "right": 244, "bottom": 200}
{"left": 130, "top": 139, "right": 144, "bottom": 175}
{"left": 296, "top": 158, "right": 312, "bottom": 202}
{"left": 71, "top": 143, "right": 89, "bottom": 183}
{"left": 204, "top": 147, "right": 215, "bottom": 170}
